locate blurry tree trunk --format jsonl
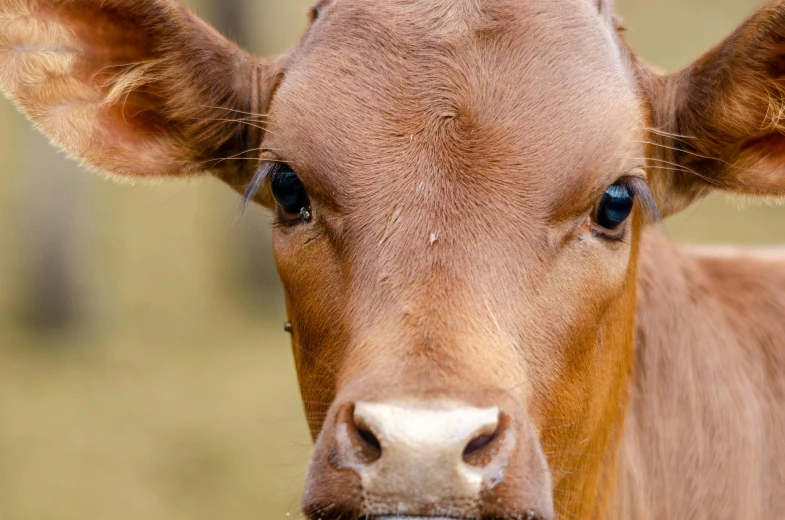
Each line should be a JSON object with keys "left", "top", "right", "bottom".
{"left": 212, "top": 0, "right": 283, "bottom": 310}
{"left": 211, "top": 0, "right": 248, "bottom": 47}
{"left": 19, "top": 124, "right": 82, "bottom": 332}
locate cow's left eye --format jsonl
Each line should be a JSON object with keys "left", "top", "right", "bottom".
{"left": 595, "top": 183, "right": 635, "bottom": 231}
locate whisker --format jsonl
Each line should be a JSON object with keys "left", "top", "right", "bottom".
{"left": 552, "top": 496, "right": 585, "bottom": 520}
{"left": 539, "top": 417, "right": 584, "bottom": 432}
{"left": 633, "top": 156, "right": 722, "bottom": 186}
{"left": 196, "top": 104, "right": 270, "bottom": 119}
{"left": 182, "top": 116, "right": 266, "bottom": 131}
{"left": 197, "top": 146, "right": 267, "bottom": 168}
{"left": 643, "top": 126, "right": 696, "bottom": 143}
{"left": 636, "top": 139, "right": 769, "bottom": 177}
{"left": 541, "top": 437, "right": 591, "bottom": 449}
{"left": 543, "top": 450, "right": 603, "bottom": 458}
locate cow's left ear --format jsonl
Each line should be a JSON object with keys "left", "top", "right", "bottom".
{"left": 640, "top": 3, "right": 785, "bottom": 217}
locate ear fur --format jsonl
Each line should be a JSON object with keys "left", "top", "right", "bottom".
{"left": 595, "top": 0, "right": 612, "bottom": 14}
{"left": 0, "top": 0, "right": 272, "bottom": 189}
{"left": 639, "top": 2, "right": 785, "bottom": 216}
{"left": 595, "top": 0, "right": 614, "bottom": 24}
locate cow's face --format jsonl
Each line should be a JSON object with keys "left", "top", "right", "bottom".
{"left": 260, "top": 1, "right": 647, "bottom": 517}
{"left": 6, "top": 0, "right": 785, "bottom": 518}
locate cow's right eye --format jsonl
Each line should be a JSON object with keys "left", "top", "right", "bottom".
{"left": 271, "top": 167, "right": 310, "bottom": 219}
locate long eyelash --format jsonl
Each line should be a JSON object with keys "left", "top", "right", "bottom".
{"left": 240, "top": 161, "right": 279, "bottom": 211}
{"left": 620, "top": 176, "right": 662, "bottom": 225}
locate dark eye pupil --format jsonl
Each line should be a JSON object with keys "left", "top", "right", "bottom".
{"left": 271, "top": 168, "right": 308, "bottom": 215}
{"left": 596, "top": 184, "right": 635, "bottom": 230}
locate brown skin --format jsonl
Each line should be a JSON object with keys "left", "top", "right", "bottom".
{"left": 1, "top": 0, "right": 785, "bottom": 518}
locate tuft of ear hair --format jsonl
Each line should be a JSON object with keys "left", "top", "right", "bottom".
{"left": 0, "top": 0, "right": 273, "bottom": 193}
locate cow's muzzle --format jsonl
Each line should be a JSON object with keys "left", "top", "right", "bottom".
{"left": 301, "top": 385, "right": 555, "bottom": 520}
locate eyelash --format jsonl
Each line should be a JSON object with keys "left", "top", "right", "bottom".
{"left": 618, "top": 176, "right": 660, "bottom": 224}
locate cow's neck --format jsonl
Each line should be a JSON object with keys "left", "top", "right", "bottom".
{"left": 610, "top": 229, "right": 785, "bottom": 520}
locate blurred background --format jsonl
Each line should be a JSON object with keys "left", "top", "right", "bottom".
{"left": 0, "top": 1, "right": 779, "bottom": 519}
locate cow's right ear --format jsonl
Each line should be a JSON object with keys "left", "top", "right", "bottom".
{"left": 0, "top": 0, "right": 280, "bottom": 205}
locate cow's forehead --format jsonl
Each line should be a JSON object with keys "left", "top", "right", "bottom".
{"left": 267, "top": 0, "right": 643, "bottom": 209}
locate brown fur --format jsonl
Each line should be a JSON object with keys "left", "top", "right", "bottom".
{"left": 2, "top": 0, "right": 785, "bottom": 519}
{"left": 616, "top": 233, "right": 785, "bottom": 519}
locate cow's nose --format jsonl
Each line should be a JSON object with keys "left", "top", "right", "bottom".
{"left": 353, "top": 400, "right": 500, "bottom": 471}
{"left": 303, "top": 390, "right": 554, "bottom": 520}
{"left": 340, "top": 400, "right": 510, "bottom": 514}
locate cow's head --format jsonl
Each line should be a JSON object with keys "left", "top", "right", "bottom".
{"left": 4, "top": 0, "right": 785, "bottom": 518}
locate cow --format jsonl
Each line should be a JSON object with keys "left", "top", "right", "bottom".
{"left": 2, "top": 0, "right": 785, "bottom": 518}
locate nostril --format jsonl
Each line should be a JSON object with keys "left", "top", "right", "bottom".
{"left": 349, "top": 403, "right": 383, "bottom": 464}
{"left": 357, "top": 427, "right": 382, "bottom": 456}
{"left": 463, "top": 411, "right": 508, "bottom": 467}
{"left": 463, "top": 432, "right": 496, "bottom": 457}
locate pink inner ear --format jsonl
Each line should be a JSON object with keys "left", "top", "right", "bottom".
{"left": 767, "top": 41, "right": 785, "bottom": 77}
{"left": 36, "top": 3, "right": 156, "bottom": 63}
{"left": 36, "top": 2, "right": 184, "bottom": 158}
{"left": 726, "top": 132, "right": 785, "bottom": 194}
{"left": 746, "top": 133, "right": 785, "bottom": 165}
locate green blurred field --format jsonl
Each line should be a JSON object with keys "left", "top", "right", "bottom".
{"left": 0, "top": 1, "right": 780, "bottom": 519}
